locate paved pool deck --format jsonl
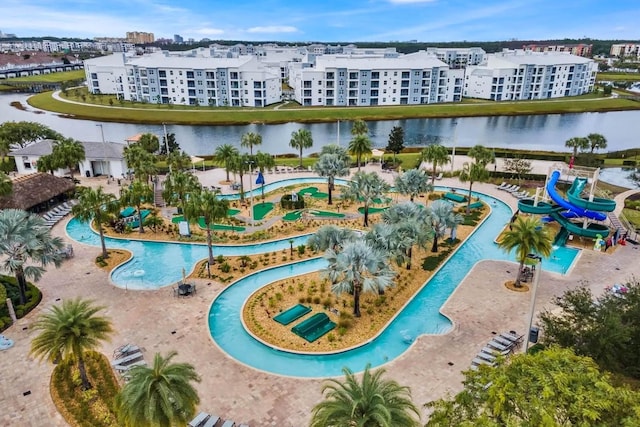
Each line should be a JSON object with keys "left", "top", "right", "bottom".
{"left": 2, "top": 168, "right": 638, "bottom": 426}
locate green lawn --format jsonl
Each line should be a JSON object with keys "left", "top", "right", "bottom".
{"left": 7, "top": 70, "right": 85, "bottom": 83}
{"left": 253, "top": 202, "right": 274, "bottom": 220}
{"left": 597, "top": 72, "right": 640, "bottom": 82}
{"left": 623, "top": 208, "right": 640, "bottom": 230}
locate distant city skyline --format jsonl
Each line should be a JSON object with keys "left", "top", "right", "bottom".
{"left": 2, "top": 0, "right": 639, "bottom": 43}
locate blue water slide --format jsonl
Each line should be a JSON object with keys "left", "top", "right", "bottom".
{"left": 546, "top": 171, "right": 606, "bottom": 221}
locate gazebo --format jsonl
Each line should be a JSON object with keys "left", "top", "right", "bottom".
{"left": 371, "top": 149, "right": 385, "bottom": 164}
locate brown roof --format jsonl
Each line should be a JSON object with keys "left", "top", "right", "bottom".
{"left": 0, "top": 173, "right": 75, "bottom": 210}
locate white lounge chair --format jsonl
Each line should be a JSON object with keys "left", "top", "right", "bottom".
{"left": 435, "top": 172, "right": 443, "bottom": 180}
{"left": 478, "top": 351, "right": 497, "bottom": 362}
{"left": 189, "top": 412, "right": 210, "bottom": 427}
{"left": 471, "top": 357, "right": 495, "bottom": 367}
{"left": 204, "top": 416, "right": 221, "bottom": 427}
{"left": 506, "top": 185, "right": 521, "bottom": 193}
{"left": 496, "top": 182, "right": 507, "bottom": 190}
{"left": 500, "top": 184, "right": 515, "bottom": 192}
{"left": 487, "top": 339, "right": 511, "bottom": 352}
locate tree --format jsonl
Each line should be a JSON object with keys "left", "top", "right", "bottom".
{"left": 229, "top": 152, "right": 252, "bottom": 201}
{"left": 385, "top": 126, "right": 405, "bottom": 165}
{"left": 565, "top": 136, "right": 589, "bottom": 158}
{"left": 0, "top": 172, "right": 12, "bottom": 197}
{"left": 138, "top": 133, "right": 160, "bottom": 154}
{"left": 0, "top": 121, "right": 61, "bottom": 154}
{"left": 324, "top": 240, "right": 395, "bottom": 317}
{"left": 72, "top": 186, "right": 118, "bottom": 259}
{"left": 342, "top": 171, "right": 390, "bottom": 227}
{"left": 166, "top": 150, "right": 192, "bottom": 172}
{"left": 289, "top": 128, "right": 313, "bottom": 168}
{"left": 502, "top": 157, "right": 532, "bottom": 182}
{"left": 310, "top": 364, "right": 420, "bottom": 427}
{"left": 429, "top": 199, "right": 463, "bottom": 253}
{"left": 381, "top": 201, "right": 434, "bottom": 269}
{"left": 240, "top": 131, "right": 262, "bottom": 156}
{"left": 420, "top": 144, "right": 450, "bottom": 186}
{"left": 314, "top": 147, "right": 350, "bottom": 205}
{"left": 120, "top": 180, "right": 153, "bottom": 233}
{"left": 162, "top": 170, "right": 201, "bottom": 218}
{"left": 394, "top": 169, "right": 432, "bottom": 202}
{"left": 213, "top": 144, "right": 239, "bottom": 182}
{"left": 51, "top": 137, "right": 85, "bottom": 180}
{"left": 36, "top": 153, "right": 60, "bottom": 175}
{"left": 0, "top": 209, "right": 64, "bottom": 305}
{"left": 115, "top": 351, "right": 201, "bottom": 427}
{"left": 587, "top": 132, "right": 608, "bottom": 153}
{"left": 350, "top": 119, "right": 369, "bottom": 137}
{"left": 349, "top": 134, "right": 372, "bottom": 172}
{"left": 497, "top": 216, "right": 552, "bottom": 287}
{"left": 458, "top": 162, "right": 489, "bottom": 214}
{"left": 254, "top": 151, "right": 275, "bottom": 199}
{"left": 307, "top": 225, "right": 356, "bottom": 252}
{"left": 123, "top": 144, "right": 156, "bottom": 183}
{"left": 425, "top": 347, "right": 640, "bottom": 427}
{"left": 30, "top": 299, "right": 113, "bottom": 391}
{"left": 159, "top": 132, "right": 180, "bottom": 155}
{"left": 184, "top": 189, "right": 229, "bottom": 270}
{"left": 467, "top": 144, "right": 495, "bottom": 167}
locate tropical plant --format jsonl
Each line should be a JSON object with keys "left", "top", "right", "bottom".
{"left": 0, "top": 209, "right": 64, "bottom": 304}
{"left": 385, "top": 126, "right": 405, "bottom": 165}
{"left": 0, "top": 171, "right": 12, "bottom": 196}
{"left": 289, "top": 128, "right": 313, "bottom": 168}
{"left": 51, "top": 137, "right": 86, "bottom": 180}
{"left": 458, "top": 162, "right": 489, "bottom": 214}
{"left": 323, "top": 240, "right": 395, "bottom": 317}
{"left": 467, "top": 144, "right": 495, "bottom": 167}
{"left": 342, "top": 171, "right": 390, "bottom": 227}
{"left": 350, "top": 119, "right": 369, "bottom": 137}
{"left": 497, "top": 216, "right": 552, "bottom": 287}
{"left": 565, "top": 136, "right": 589, "bottom": 158}
{"left": 36, "top": 153, "right": 60, "bottom": 175}
{"left": 394, "top": 169, "right": 432, "bottom": 202}
{"left": 254, "top": 151, "right": 275, "bottom": 199}
{"left": 310, "top": 364, "right": 421, "bottom": 427}
{"left": 72, "top": 186, "right": 118, "bottom": 259}
{"left": 587, "top": 132, "right": 608, "bottom": 153}
{"left": 349, "top": 134, "right": 372, "bottom": 171}
{"left": 213, "top": 144, "right": 239, "bottom": 182}
{"left": 307, "top": 225, "right": 356, "bottom": 252}
{"left": 429, "top": 199, "right": 463, "bottom": 252}
{"left": 120, "top": 180, "right": 153, "bottom": 233}
{"left": 138, "top": 132, "right": 160, "bottom": 154}
{"left": 0, "top": 121, "right": 61, "bottom": 153}
{"left": 115, "top": 351, "right": 201, "bottom": 427}
{"left": 184, "top": 189, "right": 229, "bottom": 269}
{"left": 420, "top": 144, "right": 450, "bottom": 186}
{"left": 229, "top": 152, "right": 253, "bottom": 201}
{"left": 162, "top": 170, "right": 201, "bottom": 218}
{"left": 240, "top": 131, "right": 262, "bottom": 155}
{"left": 381, "top": 201, "right": 434, "bottom": 268}
{"left": 166, "top": 150, "right": 192, "bottom": 172}
{"left": 123, "top": 144, "right": 157, "bottom": 183}
{"left": 30, "top": 298, "right": 114, "bottom": 390}
{"left": 314, "top": 149, "right": 350, "bottom": 205}
{"left": 144, "top": 212, "right": 164, "bottom": 233}
{"left": 159, "top": 132, "right": 180, "bottom": 155}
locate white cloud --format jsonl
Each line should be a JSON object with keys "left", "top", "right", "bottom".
{"left": 246, "top": 26, "right": 298, "bottom": 34}
{"left": 194, "top": 28, "right": 225, "bottom": 36}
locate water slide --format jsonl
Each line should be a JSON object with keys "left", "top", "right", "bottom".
{"left": 547, "top": 171, "right": 607, "bottom": 221}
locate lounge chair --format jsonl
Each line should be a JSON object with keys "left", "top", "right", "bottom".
{"left": 471, "top": 357, "right": 495, "bottom": 367}
{"left": 477, "top": 351, "right": 497, "bottom": 362}
{"left": 496, "top": 182, "right": 507, "bottom": 190}
{"left": 435, "top": 172, "right": 443, "bottom": 180}
{"left": 482, "top": 345, "right": 511, "bottom": 356}
{"left": 500, "top": 332, "right": 523, "bottom": 343}
{"left": 487, "top": 339, "right": 511, "bottom": 352}
{"left": 506, "top": 185, "right": 521, "bottom": 193}
{"left": 203, "top": 415, "right": 221, "bottom": 427}
{"left": 189, "top": 412, "right": 210, "bottom": 427}
{"left": 113, "top": 359, "right": 147, "bottom": 372}
{"left": 111, "top": 351, "right": 144, "bottom": 367}
{"left": 502, "top": 184, "right": 517, "bottom": 192}
{"left": 221, "top": 420, "right": 236, "bottom": 427}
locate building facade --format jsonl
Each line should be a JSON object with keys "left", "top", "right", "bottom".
{"left": 610, "top": 43, "right": 640, "bottom": 59}
{"left": 425, "top": 47, "right": 486, "bottom": 68}
{"left": 126, "top": 32, "right": 155, "bottom": 44}
{"left": 523, "top": 43, "right": 593, "bottom": 57}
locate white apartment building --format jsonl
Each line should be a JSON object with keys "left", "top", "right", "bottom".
{"left": 464, "top": 50, "right": 596, "bottom": 101}
{"left": 610, "top": 43, "right": 640, "bottom": 59}
{"left": 425, "top": 47, "right": 485, "bottom": 68}
{"left": 84, "top": 51, "right": 282, "bottom": 107}
{"left": 288, "top": 51, "right": 464, "bottom": 106}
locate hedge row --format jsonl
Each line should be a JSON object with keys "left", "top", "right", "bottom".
{"left": 280, "top": 194, "right": 305, "bottom": 210}
{"left": 0, "top": 275, "right": 42, "bottom": 331}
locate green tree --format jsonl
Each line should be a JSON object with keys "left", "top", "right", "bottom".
{"left": 564, "top": 136, "right": 589, "bottom": 158}
{"left": 420, "top": 144, "right": 450, "bottom": 186}
{"left": 497, "top": 216, "right": 552, "bottom": 287}
{"left": 289, "top": 129, "right": 313, "bottom": 168}
{"left": 310, "top": 364, "right": 420, "bottom": 427}
{"left": 162, "top": 171, "right": 201, "bottom": 219}
{"left": 394, "top": 169, "right": 432, "bottom": 202}
{"left": 123, "top": 144, "right": 157, "bottom": 183}
{"left": 307, "top": 225, "right": 356, "bottom": 252}
{"left": 229, "top": 152, "right": 252, "bottom": 201}
{"left": 138, "top": 132, "right": 160, "bottom": 154}
{"left": 30, "top": 299, "right": 113, "bottom": 390}
{"left": 350, "top": 119, "right": 369, "bottom": 137}
{"left": 51, "top": 137, "right": 85, "bottom": 180}
{"left": 0, "top": 172, "right": 12, "bottom": 197}
{"left": 254, "top": 151, "right": 275, "bottom": 200}
{"left": 159, "top": 132, "right": 180, "bottom": 155}
{"left": 342, "top": 171, "right": 390, "bottom": 227}
{"left": 349, "top": 134, "right": 372, "bottom": 172}
{"left": 0, "top": 209, "right": 64, "bottom": 305}
{"left": 587, "top": 132, "right": 608, "bottom": 153}
{"left": 381, "top": 201, "right": 434, "bottom": 269}
{"left": 240, "top": 131, "right": 262, "bottom": 156}
{"left": 213, "top": 144, "right": 239, "bottom": 182}
{"left": 425, "top": 347, "right": 640, "bottom": 427}
{"left": 314, "top": 149, "right": 350, "bottom": 205}
{"left": 324, "top": 240, "right": 395, "bottom": 317}
{"left": 115, "top": 351, "right": 201, "bottom": 427}
{"left": 467, "top": 144, "right": 495, "bottom": 167}
{"left": 184, "top": 189, "right": 229, "bottom": 269}
{"left": 36, "top": 153, "right": 60, "bottom": 175}
{"left": 72, "top": 186, "right": 118, "bottom": 259}
{"left": 458, "top": 162, "right": 489, "bottom": 214}
{"left": 166, "top": 150, "right": 192, "bottom": 172}
{"left": 120, "top": 180, "right": 153, "bottom": 233}
{"left": 0, "top": 121, "right": 61, "bottom": 153}
{"left": 385, "top": 126, "right": 405, "bottom": 165}
{"left": 429, "top": 199, "right": 463, "bottom": 252}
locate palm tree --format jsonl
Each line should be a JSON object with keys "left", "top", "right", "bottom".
{"left": 468, "top": 144, "right": 495, "bottom": 167}
{"left": 565, "top": 137, "right": 589, "bottom": 159}
{"left": 229, "top": 152, "right": 252, "bottom": 201}
{"left": 314, "top": 151, "right": 350, "bottom": 205}
{"left": 289, "top": 129, "right": 313, "bottom": 168}
{"left": 254, "top": 151, "right": 275, "bottom": 199}
{"left": 421, "top": 144, "right": 450, "bottom": 186}
{"left": 394, "top": 169, "right": 432, "bottom": 202}
{"left": 0, "top": 209, "right": 64, "bottom": 304}
{"left": 166, "top": 150, "right": 192, "bottom": 172}
{"left": 349, "top": 134, "right": 372, "bottom": 171}
{"left": 324, "top": 240, "right": 395, "bottom": 317}
{"left": 36, "top": 153, "right": 60, "bottom": 175}
{"left": 162, "top": 171, "right": 200, "bottom": 218}
{"left": 184, "top": 189, "right": 229, "bottom": 270}
{"left": 124, "top": 144, "right": 157, "bottom": 183}
{"left": 308, "top": 225, "right": 356, "bottom": 252}
{"left": 240, "top": 131, "right": 262, "bottom": 155}
{"left": 0, "top": 171, "right": 12, "bottom": 197}
{"left": 498, "top": 216, "right": 552, "bottom": 287}
{"left": 342, "top": 171, "right": 390, "bottom": 227}
{"left": 120, "top": 180, "right": 153, "bottom": 233}
{"left": 30, "top": 298, "right": 114, "bottom": 390}
{"left": 350, "top": 119, "right": 369, "bottom": 137}
{"left": 213, "top": 144, "right": 239, "bottom": 182}
{"left": 459, "top": 162, "right": 490, "bottom": 214}
{"left": 52, "top": 137, "right": 85, "bottom": 180}
{"left": 115, "top": 351, "right": 201, "bottom": 427}
{"left": 310, "top": 364, "right": 421, "bottom": 427}
{"left": 587, "top": 133, "right": 607, "bottom": 153}
{"left": 429, "top": 199, "right": 463, "bottom": 252}
{"left": 138, "top": 133, "right": 160, "bottom": 153}
{"left": 381, "top": 201, "right": 434, "bottom": 269}
{"left": 72, "top": 186, "right": 118, "bottom": 259}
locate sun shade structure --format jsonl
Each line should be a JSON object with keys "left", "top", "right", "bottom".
{"left": 0, "top": 173, "right": 75, "bottom": 212}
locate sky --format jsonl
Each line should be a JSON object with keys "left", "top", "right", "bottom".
{"left": 1, "top": 0, "right": 639, "bottom": 43}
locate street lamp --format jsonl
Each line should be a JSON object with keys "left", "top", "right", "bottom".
{"left": 96, "top": 124, "right": 110, "bottom": 180}
{"left": 451, "top": 119, "right": 458, "bottom": 173}
{"left": 246, "top": 160, "right": 255, "bottom": 228}
{"left": 522, "top": 254, "right": 542, "bottom": 353}
{"left": 162, "top": 122, "right": 171, "bottom": 174}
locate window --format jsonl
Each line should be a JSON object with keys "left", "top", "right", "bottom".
{"left": 169, "top": 70, "right": 174, "bottom": 75}
{"left": 22, "top": 156, "right": 32, "bottom": 170}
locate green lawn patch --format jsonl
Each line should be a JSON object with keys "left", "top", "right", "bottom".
{"left": 358, "top": 206, "right": 389, "bottom": 214}
{"left": 283, "top": 210, "right": 303, "bottom": 221}
{"left": 298, "top": 187, "right": 318, "bottom": 195}
{"left": 227, "top": 208, "right": 241, "bottom": 216}
{"left": 597, "top": 72, "right": 640, "bottom": 82}
{"left": 253, "top": 202, "right": 274, "bottom": 220}
{"left": 8, "top": 70, "right": 85, "bottom": 83}
{"left": 310, "top": 210, "right": 345, "bottom": 218}
{"left": 311, "top": 192, "right": 329, "bottom": 199}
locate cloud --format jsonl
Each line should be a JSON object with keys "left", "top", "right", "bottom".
{"left": 194, "top": 28, "right": 225, "bottom": 36}
{"left": 246, "top": 26, "right": 298, "bottom": 34}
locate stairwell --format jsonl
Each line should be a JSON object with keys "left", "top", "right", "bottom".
{"left": 154, "top": 186, "right": 165, "bottom": 207}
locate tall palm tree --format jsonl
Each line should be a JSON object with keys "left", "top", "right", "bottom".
{"left": 349, "top": 134, "right": 372, "bottom": 171}
{"left": 498, "top": 216, "right": 552, "bottom": 287}
{"left": 72, "top": 186, "right": 118, "bottom": 259}
{"left": 314, "top": 151, "right": 350, "bottom": 205}
{"left": 0, "top": 171, "right": 12, "bottom": 197}
{"left": 184, "top": 189, "right": 229, "bottom": 269}
{"left": 459, "top": 162, "right": 490, "bottom": 214}
{"left": 52, "top": 137, "right": 86, "bottom": 180}
{"left": 308, "top": 225, "right": 356, "bottom": 252}
{"left": 324, "top": 240, "right": 395, "bottom": 317}
{"left": 289, "top": 129, "right": 313, "bottom": 168}
{"left": 350, "top": 119, "right": 369, "bottom": 137}
{"left": 587, "top": 133, "right": 608, "bottom": 153}
{"left": 565, "top": 137, "right": 589, "bottom": 159}
{"left": 468, "top": 144, "right": 495, "bottom": 167}
{"left": 229, "top": 152, "right": 252, "bottom": 201}
{"left": 162, "top": 171, "right": 200, "bottom": 218}
{"left": 30, "top": 298, "right": 114, "bottom": 390}
{"left": 240, "top": 131, "right": 262, "bottom": 156}
{"left": 421, "top": 144, "right": 450, "bottom": 186}
{"left": 310, "top": 364, "right": 421, "bottom": 427}
{"left": 429, "top": 199, "right": 463, "bottom": 252}
{"left": 115, "top": 351, "right": 201, "bottom": 427}
{"left": 36, "top": 153, "right": 60, "bottom": 175}
{"left": 166, "top": 150, "right": 192, "bottom": 172}
{"left": 381, "top": 201, "right": 434, "bottom": 269}
{"left": 0, "top": 209, "right": 64, "bottom": 304}
{"left": 254, "top": 151, "right": 275, "bottom": 199}
{"left": 342, "top": 171, "right": 390, "bottom": 227}
{"left": 124, "top": 144, "right": 157, "bottom": 183}
{"left": 394, "top": 169, "right": 432, "bottom": 202}
{"left": 213, "top": 144, "right": 239, "bottom": 182}
{"left": 120, "top": 180, "right": 153, "bottom": 233}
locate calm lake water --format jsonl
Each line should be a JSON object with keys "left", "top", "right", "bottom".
{"left": 1, "top": 93, "right": 639, "bottom": 156}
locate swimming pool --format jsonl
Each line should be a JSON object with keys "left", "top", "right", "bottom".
{"left": 218, "top": 177, "right": 350, "bottom": 200}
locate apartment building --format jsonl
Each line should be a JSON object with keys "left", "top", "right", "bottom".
{"left": 523, "top": 43, "right": 593, "bottom": 57}
{"left": 84, "top": 51, "right": 282, "bottom": 107}
{"left": 425, "top": 47, "right": 485, "bottom": 68}
{"left": 610, "top": 43, "right": 640, "bottom": 59}
{"left": 288, "top": 51, "right": 464, "bottom": 106}
{"left": 464, "top": 49, "right": 596, "bottom": 101}
{"left": 126, "top": 32, "right": 155, "bottom": 44}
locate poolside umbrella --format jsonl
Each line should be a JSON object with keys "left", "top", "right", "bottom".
{"left": 256, "top": 171, "right": 265, "bottom": 199}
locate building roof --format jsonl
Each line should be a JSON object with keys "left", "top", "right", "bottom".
{"left": 314, "top": 51, "right": 448, "bottom": 70}
{"left": 0, "top": 173, "right": 75, "bottom": 210}
{"left": 488, "top": 50, "right": 592, "bottom": 67}
{"left": 9, "top": 139, "right": 126, "bottom": 160}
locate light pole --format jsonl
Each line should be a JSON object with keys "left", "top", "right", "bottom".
{"left": 96, "top": 124, "right": 110, "bottom": 180}
{"left": 162, "top": 122, "right": 171, "bottom": 174}
{"left": 451, "top": 119, "right": 458, "bottom": 173}
{"left": 246, "top": 160, "right": 255, "bottom": 228}
{"left": 522, "top": 254, "right": 542, "bottom": 353}
{"left": 337, "top": 120, "right": 340, "bottom": 146}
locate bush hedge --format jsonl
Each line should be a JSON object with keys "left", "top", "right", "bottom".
{"left": 0, "top": 275, "right": 42, "bottom": 331}
{"left": 280, "top": 194, "right": 305, "bottom": 210}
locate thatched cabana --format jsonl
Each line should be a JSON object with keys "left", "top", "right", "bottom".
{"left": 0, "top": 173, "right": 75, "bottom": 213}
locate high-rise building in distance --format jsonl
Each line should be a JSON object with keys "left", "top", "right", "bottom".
{"left": 126, "top": 31, "right": 155, "bottom": 44}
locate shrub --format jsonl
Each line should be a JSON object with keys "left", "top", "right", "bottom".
{"left": 322, "top": 298, "right": 332, "bottom": 309}
{"left": 280, "top": 194, "right": 305, "bottom": 210}
{"left": 216, "top": 254, "right": 225, "bottom": 264}
{"left": 338, "top": 327, "right": 347, "bottom": 336}
{"left": 298, "top": 297, "right": 306, "bottom": 303}
{"left": 327, "top": 333, "right": 336, "bottom": 342}
{"left": 220, "top": 262, "right": 231, "bottom": 273}
{"left": 313, "top": 297, "right": 321, "bottom": 304}
{"left": 275, "top": 292, "right": 283, "bottom": 301}
{"left": 305, "top": 296, "right": 312, "bottom": 303}
{"left": 338, "top": 318, "right": 352, "bottom": 329}
{"left": 297, "top": 245, "right": 306, "bottom": 255}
